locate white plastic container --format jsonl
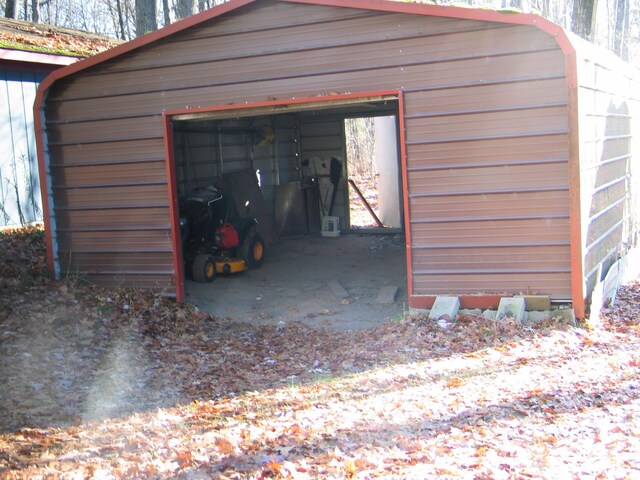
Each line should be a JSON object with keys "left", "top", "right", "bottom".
{"left": 321, "top": 216, "right": 340, "bottom": 237}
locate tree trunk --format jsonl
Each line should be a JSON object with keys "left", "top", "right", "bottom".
{"left": 31, "top": 0, "right": 38, "bottom": 22}
{"left": 4, "top": 0, "right": 17, "bottom": 18}
{"left": 115, "top": 0, "right": 126, "bottom": 40}
{"left": 135, "top": 0, "right": 157, "bottom": 37}
{"left": 175, "top": 0, "right": 195, "bottom": 19}
{"left": 572, "top": 0, "right": 596, "bottom": 39}
{"left": 613, "top": 0, "right": 630, "bottom": 60}
{"left": 163, "top": 0, "right": 170, "bottom": 26}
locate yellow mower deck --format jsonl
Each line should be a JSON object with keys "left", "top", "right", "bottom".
{"left": 214, "top": 258, "right": 247, "bottom": 274}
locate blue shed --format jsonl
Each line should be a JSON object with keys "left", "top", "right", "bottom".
{"left": 0, "top": 18, "right": 117, "bottom": 227}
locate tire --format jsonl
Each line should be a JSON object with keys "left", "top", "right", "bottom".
{"left": 240, "top": 228, "right": 265, "bottom": 269}
{"left": 192, "top": 254, "right": 216, "bottom": 282}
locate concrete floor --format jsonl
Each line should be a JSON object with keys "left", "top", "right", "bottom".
{"left": 185, "top": 232, "right": 408, "bottom": 330}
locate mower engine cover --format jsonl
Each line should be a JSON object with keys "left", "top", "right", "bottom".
{"left": 215, "top": 223, "right": 240, "bottom": 249}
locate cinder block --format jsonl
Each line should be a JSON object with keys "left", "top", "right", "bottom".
{"left": 326, "top": 279, "right": 349, "bottom": 299}
{"left": 496, "top": 297, "right": 526, "bottom": 321}
{"left": 428, "top": 296, "right": 460, "bottom": 321}
{"left": 559, "top": 308, "right": 577, "bottom": 327}
{"left": 515, "top": 295, "right": 551, "bottom": 311}
{"left": 376, "top": 286, "right": 398, "bottom": 304}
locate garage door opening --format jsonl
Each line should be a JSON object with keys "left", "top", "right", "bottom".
{"left": 345, "top": 115, "right": 402, "bottom": 230}
{"left": 168, "top": 95, "right": 409, "bottom": 329}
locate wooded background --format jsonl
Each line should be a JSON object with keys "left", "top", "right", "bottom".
{"left": 1, "top": 0, "right": 638, "bottom": 66}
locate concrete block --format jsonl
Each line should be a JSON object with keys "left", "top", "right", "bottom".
{"left": 428, "top": 296, "right": 460, "bottom": 321}
{"left": 558, "top": 308, "right": 577, "bottom": 327}
{"left": 376, "top": 286, "right": 398, "bottom": 304}
{"left": 326, "top": 279, "right": 349, "bottom": 299}
{"left": 515, "top": 295, "right": 551, "bottom": 311}
{"left": 496, "top": 297, "right": 526, "bottom": 322}
{"left": 482, "top": 309, "right": 496, "bottom": 320}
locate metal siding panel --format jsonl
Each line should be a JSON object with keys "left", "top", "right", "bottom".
{"left": 407, "top": 134, "right": 569, "bottom": 168}
{"left": 411, "top": 190, "right": 569, "bottom": 220}
{"left": 412, "top": 245, "right": 571, "bottom": 270}
{"left": 44, "top": 2, "right": 571, "bottom": 300}
{"left": 57, "top": 229, "right": 172, "bottom": 252}
{"left": 412, "top": 272, "right": 572, "bottom": 299}
{"left": 53, "top": 184, "right": 169, "bottom": 209}
{"left": 49, "top": 138, "right": 165, "bottom": 166}
{"left": 52, "top": 160, "right": 167, "bottom": 187}
{"left": 408, "top": 162, "right": 568, "bottom": 196}
{"left": 406, "top": 106, "right": 568, "bottom": 144}
{"left": 49, "top": 24, "right": 555, "bottom": 101}
{"left": 46, "top": 49, "right": 566, "bottom": 122}
{"left": 55, "top": 207, "right": 170, "bottom": 229}
{"left": 409, "top": 217, "right": 570, "bottom": 247}
{"left": 0, "top": 68, "right": 43, "bottom": 226}
{"left": 576, "top": 43, "right": 639, "bottom": 303}
{"left": 64, "top": 252, "right": 174, "bottom": 272}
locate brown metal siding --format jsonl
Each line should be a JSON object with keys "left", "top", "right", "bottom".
{"left": 43, "top": 0, "right": 571, "bottom": 298}
{"left": 575, "top": 41, "right": 640, "bottom": 304}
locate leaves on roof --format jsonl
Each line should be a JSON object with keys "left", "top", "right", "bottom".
{"left": 0, "top": 18, "right": 119, "bottom": 57}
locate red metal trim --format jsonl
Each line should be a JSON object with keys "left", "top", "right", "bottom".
{"left": 166, "top": 90, "right": 401, "bottom": 302}
{"left": 564, "top": 53, "right": 584, "bottom": 319}
{"left": 33, "top": 95, "right": 55, "bottom": 276}
{"left": 397, "top": 90, "right": 414, "bottom": 304}
{"left": 162, "top": 113, "right": 186, "bottom": 302}
{"left": 164, "top": 90, "right": 401, "bottom": 117}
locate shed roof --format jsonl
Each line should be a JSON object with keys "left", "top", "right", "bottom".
{"left": 0, "top": 17, "right": 119, "bottom": 67}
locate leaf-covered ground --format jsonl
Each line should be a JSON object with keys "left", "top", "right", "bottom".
{"left": 1, "top": 227, "right": 639, "bottom": 479}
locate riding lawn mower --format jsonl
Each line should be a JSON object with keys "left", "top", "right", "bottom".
{"left": 179, "top": 186, "right": 265, "bottom": 282}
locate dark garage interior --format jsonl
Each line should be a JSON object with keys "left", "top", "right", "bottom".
{"left": 171, "top": 98, "right": 409, "bottom": 328}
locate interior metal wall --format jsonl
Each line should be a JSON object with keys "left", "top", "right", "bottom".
{"left": 41, "top": 0, "right": 572, "bottom": 301}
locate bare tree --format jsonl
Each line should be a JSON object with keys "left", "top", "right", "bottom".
{"left": 4, "top": 0, "right": 18, "bottom": 18}
{"left": 162, "top": 0, "right": 170, "bottom": 26}
{"left": 572, "top": 0, "right": 597, "bottom": 39}
{"left": 114, "top": 0, "right": 126, "bottom": 39}
{"left": 613, "top": 0, "right": 630, "bottom": 60}
{"left": 175, "top": 0, "right": 195, "bottom": 19}
{"left": 135, "top": 0, "right": 156, "bottom": 36}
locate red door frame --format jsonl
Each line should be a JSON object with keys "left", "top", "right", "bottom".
{"left": 162, "top": 91, "right": 410, "bottom": 303}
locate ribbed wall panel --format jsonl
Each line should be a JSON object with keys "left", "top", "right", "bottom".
{"left": 57, "top": 229, "right": 172, "bottom": 252}
{"left": 407, "top": 134, "right": 569, "bottom": 168}
{"left": 575, "top": 37, "right": 640, "bottom": 300}
{"left": 43, "top": 0, "right": 572, "bottom": 299}
{"left": 51, "top": 161, "right": 167, "bottom": 188}
{"left": 46, "top": 49, "right": 565, "bottom": 122}
{"left": 412, "top": 273, "right": 572, "bottom": 299}
{"left": 411, "top": 190, "right": 569, "bottom": 220}
{"left": 55, "top": 207, "right": 170, "bottom": 229}
{"left": 408, "top": 162, "right": 568, "bottom": 195}
{"left": 63, "top": 252, "right": 174, "bottom": 272}
{"left": 48, "top": 139, "right": 165, "bottom": 166}
{"left": 410, "top": 218, "right": 570, "bottom": 247}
